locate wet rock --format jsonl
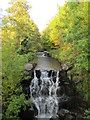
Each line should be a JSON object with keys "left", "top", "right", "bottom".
{"left": 66, "top": 65, "right": 74, "bottom": 72}
{"left": 44, "top": 51, "right": 50, "bottom": 56}
{"left": 21, "top": 54, "right": 86, "bottom": 120}
{"left": 76, "top": 114, "right": 84, "bottom": 120}
{"left": 58, "top": 109, "right": 76, "bottom": 120}
{"left": 65, "top": 114, "right": 75, "bottom": 120}
{"left": 59, "top": 95, "right": 84, "bottom": 110}
{"left": 37, "top": 52, "right": 44, "bottom": 56}
{"left": 48, "top": 70, "right": 52, "bottom": 77}
{"left": 21, "top": 80, "right": 30, "bottom": 99}
{"left": 52, "top": 71, "right": 57, "bottom": 77}
{"left": 41, "top": 85, "right": 49, "bottom": 96}
{"left": 19, "top": 106, "right": 34, "bottom": 120}
{"left": 24, "top": 63, "right": 33, "bottom": 71}
{"left": 36, "top": 70, "right": 41, "bottom": 78}
{"left": 32, "top": 103, "right": 38, "bottom": 116}
{"left": 23, "top": 70, "right": 30, "bottom": 76}
{"left": 58, "top": 109, "right": 70, "bottom": 117}
{"left": 59, "top": 96, "right": 79, "bottom": 110}
{"left": 38, "top": 79, "right": 42, "bottom": 86}
{"left": 30, "top": 70, "right": 34, "bottom": 78}
{"left": 50, "top": 115, "right": 59, "bottom": 120}
{"left": 53, "top": 77, "right": 56, "bottom": 83}
{"left": 61, "top": 64, "right": 68, "bottom": 71}
{"left": 21, "top": 80, "right": 30, "bottom": 86}
{"left": 56, "top": 86, "right": 65, "bottom": 96}
{"left": 59, "top": 70, "right": 68, "bottom": 82}
{"left": 64, "top": 85, "right": 75, "bottom": 96}
{"left": 23, "top": 69, "right": 34, "bottom": 79}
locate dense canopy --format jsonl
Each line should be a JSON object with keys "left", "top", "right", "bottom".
{"left": 1, "top": 0, "right": 89, "bottom": 119}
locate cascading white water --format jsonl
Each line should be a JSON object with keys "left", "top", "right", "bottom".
{"left": 30, "top": 70, "right": 60, "bottom": 119}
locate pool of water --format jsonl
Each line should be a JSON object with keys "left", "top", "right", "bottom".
{"left": 35, "top": 55, "right": 61, "bottom": 71}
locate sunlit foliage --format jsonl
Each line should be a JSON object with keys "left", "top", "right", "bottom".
{"left": 41, "top": 2, "right": 89, "bottom": 102}
{"left": 2, "top": 0, "right": 41, "bottom": 119}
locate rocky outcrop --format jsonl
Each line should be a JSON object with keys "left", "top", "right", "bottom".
{"left": 61, "top": 63, "right": 68, "bottom": 71}
{"left": 21, "top": 63, "right": 36, "bottom": 100}
{"left": 20, "top": 53, "right": 86, "bottom": 120}
{"left": 58, "top": 109, "right": 77, "bottom": 120}
{"left": 21, "top": 67, "right": 86, "bottom": 118}
{"left": 24, "top": 63, "right": 33, "bottom": 71}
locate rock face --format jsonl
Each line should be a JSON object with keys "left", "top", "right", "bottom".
{"left": 61, "top": 63, "right": 68, "bottom": 71}
{"left": 20, "top": 80, "right": 30, "bottom": 99}
{"left": 21, "top": 68, "right": 85, "bottom": 120}
{"left": 23, "top": 70, "right": 30, "bottom": 76}
{"left": 58, "top": 109, "right": 76, "bottom": 120}
{"left": 58, "top": 109, "right": 70, "bottom": 117}
{"left": 21, "top": 63, "right": 35, "bottom": 100}
{"left": 24, "top": 63, "right": 33, "bottom": 71}
{"left": 19, "top": 106, "right": 35, "bottom": 120}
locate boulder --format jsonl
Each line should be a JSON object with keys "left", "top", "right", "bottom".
{"left": 58, "top": 109, "right": 76, "bottom": 120}
{"left": 61, "top": 64, "right": 68, "bottom": 71}
{"left": 36, "top": 70, "right": 41, "bottom": 78}
{"left": 65, "top": 114, "right": 74, "bottom": 120}
{"left": 23, "top": 70, "right": 30, "bottom": 76}
{"left": 24, "top": 63, "right": 33, "bottom": 71}
{"left": 44, "top": 51, "right": 50, "bottom": 56}
{"left": 50, "top": 115, "right": 59, "bottom": 120}
{"left": 58, "top": 109, "right": 70, "bottom": 117}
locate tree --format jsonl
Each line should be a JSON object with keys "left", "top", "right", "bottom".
{"left": 2, "top": 0, "right": 41, "bottom": 53}
{"left": 2, "top": 0, "right": 41, "bottom": 119}
{"left": 41, "top": 2, "right": 89, "bottom": 102}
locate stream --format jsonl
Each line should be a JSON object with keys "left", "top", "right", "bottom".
{"left": 35, "top": 52, "right": 61, "bottom": 71}
{"left": 20, "top": 52, "right": 85, "bottom": 120}
{"left": 30, "top": 52, "right": 61, "bottom": 119}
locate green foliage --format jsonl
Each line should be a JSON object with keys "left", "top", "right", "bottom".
{"left": 41, "top": 2, "right": 89, "bottom": 102}
{"left": 1, "top": 0, "right": 41, "bottom": 119}
{"left": 5, "top": 94, "right": 32, "bottom": 120}
{"left": 2, "top": 44, "right": 30, "bottom": 118}
{"left": 1, "top": 0, "right": 89, "bottom": 119}
{"left": 2, "top": 0, "right": 41, "bottom": 53}
{"left": 84, "top": 108, "right": 90, "bottom": 119}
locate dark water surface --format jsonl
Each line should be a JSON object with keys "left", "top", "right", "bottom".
{"left": 35, "top": 55, "right": 61, "bottom": 71}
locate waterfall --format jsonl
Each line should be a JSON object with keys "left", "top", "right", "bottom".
{"left": 30, "top": 70, "right": 60, "bottom": 119}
